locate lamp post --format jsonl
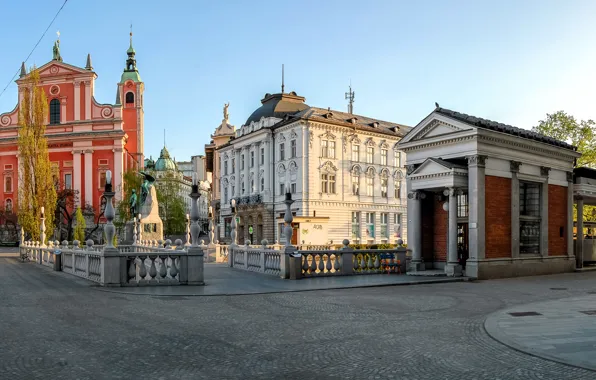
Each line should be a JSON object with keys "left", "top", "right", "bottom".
{"left": 283, "top": 183, "right": 294, "bottom": 248}
{"left": 230, "top": 198, "right": 237, "bottom": 246}
{"left": 189, "top": 177, "right": 201, "bottom": 247}
{"left": 104, "top": 170, "right": 116, "bottom": 248}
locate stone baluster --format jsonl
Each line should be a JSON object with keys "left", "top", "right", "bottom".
{"left": 184, "top": 214, "right": 191, "bottom": 248}
{"left": 132, "top": 216, "right": 138, "bottom": 246}
{"left": 137, "top": 213, "right": 143, "bottom": 243}
{"left": 86, "top": 240, "right": 94, "bottom": 251}
{"left": 165, "top": 239, "right": 172, "bottom": 249}
{"left": 40, "top": 207, "right": 46, "bottom": 248}
{"left": 175, "top": 239, "right": 183, "bottom": 250}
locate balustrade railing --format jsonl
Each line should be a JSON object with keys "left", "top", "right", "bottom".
{"left": 124, "top": 254, "right": 183, "bottom": 285}
{"left": 229, "top": 245, "right": 282, "bottom": 277}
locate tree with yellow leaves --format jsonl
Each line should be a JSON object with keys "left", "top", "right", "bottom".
{"left": 17, "top": 68, "right": 57, "bottom": 242}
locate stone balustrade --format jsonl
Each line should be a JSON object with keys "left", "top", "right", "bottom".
{"left": 228, "top": 239, "right": 408, "bottom": 279}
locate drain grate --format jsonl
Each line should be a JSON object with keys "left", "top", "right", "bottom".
{"left": 508, "top": 311, "right": 542, "bottom": 317}
{"left": 550, "top": 287, "right": 568, "bottom": 290}
{"left": 580, "top": 310, "right": 596, "bottom": 315}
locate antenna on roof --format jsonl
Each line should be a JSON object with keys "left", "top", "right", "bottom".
{"left": 164, "top": 129, "right": 166, "bottom": 148}
{"left": 345, "top": 81, "right": 355, "bottom": 114}
{"left": 281, "top": 64, "right": 285, "bottom": 93}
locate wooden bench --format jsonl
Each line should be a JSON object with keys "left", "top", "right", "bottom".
{"left": 379, "top": 253, "right": 401, "bottom": 274}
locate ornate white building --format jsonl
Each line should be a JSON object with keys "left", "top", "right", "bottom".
{"left": 216, "top": 91, "right": 410, "bottom": 245}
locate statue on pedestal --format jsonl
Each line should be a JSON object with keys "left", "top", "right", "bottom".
{"left": 223, "top": 102, "right": 229, "bottom": 121}
{"left": 129, "top": 189, "right": 137, "bottom": 218}
{"left": 139, "top": 171, "right": 156, "bottom": 206}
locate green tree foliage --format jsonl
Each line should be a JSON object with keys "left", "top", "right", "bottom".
{"left": 17, "top": 68, "right": 57, "bottom": 242}
{"left": 154, "top": 171, "right": 187, "bottom": 236}
{"left": 73, "top": 207, "right": 86, "bottom": 242}
{"left": 532, "top": 111, "right": 596, "bottom": 221}
{"left": 115, "top": 169, "right": 143, "bottom": 231}
{"left": 532, "top": 111, "right": 596, "bottom": 167}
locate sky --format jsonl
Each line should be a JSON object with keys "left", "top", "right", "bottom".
{"left": 0, "top": 0, "right": 595, "bottom": 160}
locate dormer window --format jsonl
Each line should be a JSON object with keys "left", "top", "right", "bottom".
{"left": 371, "top": 122, "right": 379, "bottom": 128}
{"left": 349, "top": 117, "right": 357, "bottom": 124}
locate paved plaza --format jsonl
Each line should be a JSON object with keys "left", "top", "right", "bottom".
{"left": 2, "top": 256, "right": 596, "bottom": 379}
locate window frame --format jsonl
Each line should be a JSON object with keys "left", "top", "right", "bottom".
{"left": 519, "top": 181, "right": 542, "bottom": 254}
{"left": 351, "top": 211, "right": 360, "bottom": 239}
{"left": 290, "top": 139, "right": 297, "bottom": 158}
{"left": 381, "top": 177, "right": 388, "bottom": 198}
{"left": 280, "top": 143, "right": 285, "bottom": 161}
{"left": 366, "top": 147, "right": 374, "bottom": 164}
{"left": 49, "top": 98, "right": 60, "bottom": 125}
{"left": 381, "top": 148, "right": 388, "bottom": 166}
{"left": 352, "top": 144, "right": 359, "bottom": 162}
{"left": 351, "top": 174, "right": 359, "bottom": 195}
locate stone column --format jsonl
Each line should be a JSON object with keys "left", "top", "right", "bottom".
{"left": 407, "top": 189, "right": 425, "bottom": 271}
{"left": 60, "top": 98, "right": 67, "bottom": 124}
{"left": 74, "top": 81, "right": 81, "bottom": 121}
{"left": 244, "top": 147, "right": 250, "bottom": 196}
{"left": 234, "top": 149, "right": 241, "bottom": 197}
{"left": 467, "top": 155, "right": 486, "bottom": 278}
{"left": 445, "top": 188, "right": 462, "bottom": 277}
{"left": 73, "top": 150, "right": 83, "bottom": 207}
{"left": 84, "top": 81, "right": 91, "bottom": 120}
{"left": 84, "top": 149, "right": 93, "bottom": 206}
{"left": 577, "top": 197, "right": 584, "bottom": 268}
{"left": 567, "top": 172, "right": 574, "bottom": 258}
{"left": 540, "top": 167, "right": 550, "bottom": 257}
{"left": 510, "top": 161, "right": 521, "bottom": 258}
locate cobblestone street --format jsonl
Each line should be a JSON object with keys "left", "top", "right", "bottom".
{"left": 2, "top": 257, "right": 596, "bottom": 380}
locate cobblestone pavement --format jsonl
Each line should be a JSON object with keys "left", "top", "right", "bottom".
{"left": 485, "top": 295, "right": 596, "bottom": 371}
{"left": 2, "top": 257, "right": 596, "bottom": 380}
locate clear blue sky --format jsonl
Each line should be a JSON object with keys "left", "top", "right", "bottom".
{"left": 1, "top": 0, "right": 595, "bottom": 160}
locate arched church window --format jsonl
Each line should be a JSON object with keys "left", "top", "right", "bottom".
{"left": 125, "top": 92, "right": 135, "bottom": 104}
{"left": 49, "top": 99, "right": 60, "bottom": 124}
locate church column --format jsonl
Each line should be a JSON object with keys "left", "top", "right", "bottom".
{"left": 84, "top": 81, "right": 91, "bottom": 120}
{"left": 74, "top": 81, "right": 81, "bottom": 121}
{"left": 73, "top": 150, "right": 83, "bottom": 207}
{"left": 407, "top": 189, "right": 425, "bottom": 271}
{"left": 113, "top": 146, "right": 123, "bottom": 200}
{"left": 445, "top": 187, "right": 463, "bottom": 277}
{"left": 84, "top": 149, "right": 93, "bottom": 207}
{"left": 61, "top": 98, "right": 67, "bottom": 124}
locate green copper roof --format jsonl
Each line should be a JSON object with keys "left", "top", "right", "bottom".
{"left": 154, "top": 147, "right": 177, "bottom": 171}
{"left": 120, "top": 70, "right": 141, "bottom": 83}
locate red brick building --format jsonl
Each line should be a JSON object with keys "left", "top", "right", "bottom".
{"left": 0, "top": 34, "right": 144, "bottom": 215}
{"left": 399, "top": 107, "right": 578, "bottom": 279}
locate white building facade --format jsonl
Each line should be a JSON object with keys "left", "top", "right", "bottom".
{"left": 217, "top": 91, "right": 409, "bottom": 245}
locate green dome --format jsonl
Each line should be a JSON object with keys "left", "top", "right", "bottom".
{"left": 154, "top": 147, "right": 177, "bottom": 171}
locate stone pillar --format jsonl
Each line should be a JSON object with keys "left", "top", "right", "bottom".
{"left": 74, "top": 81, "right": 81, "bottom": 121}
{"left": 113, "top": 147, "right": 123, "bottom": 200}
{"left": 84, "top": 149, "right": 93, "bottom": 207}
{"left": 577, "top": 197, "right": 584, "bottom": 268}
{"left": 407, "top": 189, "right": 425, "bottom": 271}
{"left": 567, "top": 172, "right": 574, "bottom": 258}
{"left": 60, "top": 98, "right": 67, "bottom": 124}
{"left": 467, "top": 155, "right": 486, "bottom": 273}
{"left": 510, "top": 161, "right": 521, "bottom": 258}
{"left": 540, "top": 167, "right": 550, "bottom": 257}
{"left": 84, "top": 81, "right": 91, "bottom": 120}
{"left": 73, "top": 150, "right": 83, "bottom": 207}
{"left": 445, "top": 188, "right": 462, "bottom": 276}
{"left": 244, "top": 147, "right": 250, "bottom": 196}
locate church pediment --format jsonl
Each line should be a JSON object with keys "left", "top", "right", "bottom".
{"left": 399, "top": 113, "right": 475, "bottom": 145}
{"left": 21, "top": 61, "right": 93, "bottom": 81}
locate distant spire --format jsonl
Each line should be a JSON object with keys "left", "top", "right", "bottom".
{"left": 281, "top": 64, "right": 285, "bottom": 93}
{"left": 85, "top": 53, "right": 93, "bottom": 70}
{"left": 19, "top": 62, "right": 26, "bottom": 77}
{"left": 345, "top": 82, "right": 355, "bottom": 114}
{"left": 164, "top": 129, "right": 166, "bottom": 148}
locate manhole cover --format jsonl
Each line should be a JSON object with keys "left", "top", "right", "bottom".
{"left": 550, "top": 287, "right": 568, "bottom": 290}
{"left": 580, "top": 310, "right": 596, "bottom": 315}
{"left": 508, "top": 311, "right": 542, "bottom": 317}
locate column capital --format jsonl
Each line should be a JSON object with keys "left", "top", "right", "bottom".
{"left": 84, "top": 149, "right": 94, "bottom": 154}
{"left": 72, "top": 149, "right": 83, "bottom": 155}
{"left": 406, "top": 164, "right": 417, "bottom": 175}
{"left": 467, "top": 155, "right": 487, "bottom": 167}
{"left": 407, "top": 190, "right": 426, "bottom": 200}
{"left": 567, "top": 171, "right": 574, "bottom": 182}
{"left": 444, "top": 187, "right": 462, "bottom": 197}
{"left": 73, "top": 80, "right": 81, "bottom": 87}
{"left": 540, "top": 166, "right": 551, "bottom": 177}
{"left": 510, "top": 160, "right": 522, "bottom": 173}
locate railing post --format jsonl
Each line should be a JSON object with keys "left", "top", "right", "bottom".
{"left": 185, "top": 179, "right": 205, "bottom": 285}
{"left": 244, "top": 242, "right": 249, "bottom": 270}
{"left": 100, "top": 170, "right": 122, "bottom": 286}
{"left": 340, "top": 239, "right": 354, "bottom": 276}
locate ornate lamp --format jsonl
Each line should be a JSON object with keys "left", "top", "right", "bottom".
{"left": 189, "top": 176, "right": 201, "bottom": 247}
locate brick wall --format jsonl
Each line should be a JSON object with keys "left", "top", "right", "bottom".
{"left": 548, "top": 185, "right": 567, "bottom": 256}
{"left": 421, "top": 195, "right": 434, "bottom": 263}
{"left": 485, "top": 176, "right": 512, "bottom": 259}
{"left": 433, "top": 196, "right": 447, "bottom": 261}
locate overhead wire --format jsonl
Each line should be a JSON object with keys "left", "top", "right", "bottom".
{"left": 0, "top": 0, "right": 69, "bottom": 100}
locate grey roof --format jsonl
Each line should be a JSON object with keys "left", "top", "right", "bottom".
{"left": 244, "top": 92, "right": 309, "bottom": 125}
{"left": 278, "top": 107, "right": 410, "bottom": 138}
{"left": 435, "top": 107, "right": 576, "bottom": 150}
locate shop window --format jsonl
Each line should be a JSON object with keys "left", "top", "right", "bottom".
{"left": 520, "top": 181, "right": 541, "bottom": 254}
